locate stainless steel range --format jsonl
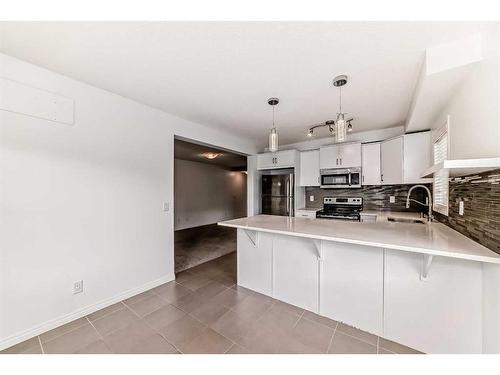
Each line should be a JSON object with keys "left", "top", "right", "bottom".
{"left": 316, "top": 196, "right": 363, "bottom": 221}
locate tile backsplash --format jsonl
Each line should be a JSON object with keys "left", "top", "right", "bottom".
{"left": 305, "top": 184, "right": 430, "bottom": 213}
{"left": 434, "top": 168, "right": 500, "bottom": 254}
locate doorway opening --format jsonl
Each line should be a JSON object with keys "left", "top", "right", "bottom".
{"left": 173, "top": 138, "right": 247, "bottom": 274}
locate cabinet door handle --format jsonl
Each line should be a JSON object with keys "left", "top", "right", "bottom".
{"left": 336, "top": 158, "right": 338, "bottom": 165}
{"left": 381, "top": 174, "right": 384, "bottom": 182}
{"left": 340, "top": 158, "right": 342, "bottom": 165}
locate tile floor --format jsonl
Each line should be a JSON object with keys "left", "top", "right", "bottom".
{"left": 1, "top": 252, "right": 421, "bottom": 354}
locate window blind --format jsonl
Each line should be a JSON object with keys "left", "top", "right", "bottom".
{"left": 433, "top": 125, "right": 449, "bottom": 216}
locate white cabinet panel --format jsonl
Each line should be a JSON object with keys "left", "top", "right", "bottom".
{"left": 319, "top": 144, "right": 340, "bottom": 169}
{"left": 321, "top": 242, "right": 383, "bottom": 336}
{"left": 381, "top": 137, "right": 403, "bottom": 185}
{"left": 273, "top": 235, "right": 319, "bottom": 312}
{"left": 237, "top": 229, "right": 273, "bottom": 296}
{"left": 338, "top": 143, "right": 362, "bottom": 168}
{"left": 403, "top": 132, "right": 432, "bottom": 184}
{"left": 361, "top": 143, "right": 381, "bottom": 185}
{"left": 256, "top": 153, "right": 275, "bottom": 169}
{"left": 257, "top": 150, "right": 297, "bottom": 170}
{"left": 384, "top": 250, "right": 482, "bottom": 353}
{"left": 320, "top": 143, "right": 361, "bottom": 169}
{"left": 299, "top": 150, "right": 320, "bottom": 186}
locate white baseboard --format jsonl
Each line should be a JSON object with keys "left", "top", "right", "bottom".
{"left": 0, "top": 273, "right": 175, "bottom": 351}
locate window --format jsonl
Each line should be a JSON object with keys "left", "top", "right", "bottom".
{"left": 432, "top": 117, "right": 450, "bottom": 216}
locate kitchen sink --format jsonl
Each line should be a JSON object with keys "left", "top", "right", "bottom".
{"left": 387, "top": 217, "right": 426, "bottom": 224}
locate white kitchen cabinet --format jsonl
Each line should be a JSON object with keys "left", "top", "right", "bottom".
{"left": 257, "top": 149, "right": 297, "bottom": 170}
{"left": 361, "top": 143, "right": 381, "bottom": 185}
{"left": 320, "top": 241, "right": 384, "bottom": 335}
{"left": 299, "top": 150, "right": 320, "bottom": 186}
{"left": 237, "top": 229, "right": 273, "bottom": 296}
{"left": 384, "top": 250, "right": 482, "bottom": 353}
{"left": 273, "top": 234, "right": 319, "bottom": 312}
{"left": 380, "top": 137, "right": 403, "bottom": 185}
{"left": 319, "top": 143, "right": 361, "bottom": 169}
{"left": 403, "top": 132, "right": 432, "bottom": 184}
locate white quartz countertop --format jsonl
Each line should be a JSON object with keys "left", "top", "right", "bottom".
{"left": 218, "top": 215, "right": 500, "bottom": 264}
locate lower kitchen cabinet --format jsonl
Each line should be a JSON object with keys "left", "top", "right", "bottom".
{"left": 273, "top": 235, "right": 319, "bottom": 312}
{"left": 237, "top": 229, "right": 273, "bottom": 296}
{"left": 383, "top": 250, "right": 482, "bottom": 353}
{"left": 320, "top": 242, "right": 384, "bottom": 336}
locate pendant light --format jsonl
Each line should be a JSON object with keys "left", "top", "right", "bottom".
{"left": 268, "top": 97, "right": 279, "bottom": 152}
{"left": 333, "top": 75, "right": 348, "bottom": 143}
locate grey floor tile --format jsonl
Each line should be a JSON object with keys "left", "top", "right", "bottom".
{"left": 328, "top": 331, "right": 377, "bottom": 354}
{"left": 190, "top": 299, "right": 230, "bottom": 325}
{"left": 87, "top": 302, "right": 125, "bottom": 321}
{"left": 43, "top": 324, "right": 100, "bottom": 354}
{"left": 40, "top": 317, "right": 89, "bottom": 343}
{"left": 0, "top": 336, "right": 41, "bottom": 354}
{"left": 125, "top": 294, "right": 167, "bottom": 318}
{"left": 143, "top": 304, "right": 186, "bottom": 331}
{"left": 291, "top": 317, "right": 334, "bottom": 353}
{"left": 103, "top": 320, "right": 156, "bottom": 354}
{"left": 160, "top": 315, "right": 206, "bottom": 347}
{"left": 302, "top": 310, "right": 339, "bottom": 329}
{"left": 379, "top": 338, "right": 422, "bottom": 354}
{"left": 74, "top": 340, "right": 112, "bottom": 354}
{"left": 128, "top": 334, "right": 177, "bottom": 354}
{"left": 123, "top": 290, "right": 155, "bottom": 306}
{"left": 336, "top": 322, "right": 378, "bottom": 345}
{"left": 92, "top": 308, "right": 139, "bottom": 336}
{"left": 153, "top": 281, "right": 191, "bottom": 303}
{"left": 179, "top": 328, "right": 233, "bottom": 354}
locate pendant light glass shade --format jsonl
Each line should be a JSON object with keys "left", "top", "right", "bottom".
{"left": 267, "top": 97, "right": 279, "bottom": 152}
{"left": 334, "top": 113, "right": 347, "bottom": 143}
{"left": 269, "top": 128, "right": 278, "bottom": 152}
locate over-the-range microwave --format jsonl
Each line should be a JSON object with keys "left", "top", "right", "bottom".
{"left": 320, "top": 168, "right": 362, "bottom": 189}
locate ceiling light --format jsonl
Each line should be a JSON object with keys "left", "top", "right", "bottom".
{"left": 202, "top": 152, "right": 220, "bottom": 160}
{"left": 267, "top": 97, "right": 279, "bottom": 152}
{"left": 305, "top": 78, "right": 353, "bottom": 140}
{"left": 333, "top": 75, "right": 350, "bottom": 143}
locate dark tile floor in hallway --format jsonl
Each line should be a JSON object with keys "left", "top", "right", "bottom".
{"left": 1, "top": 252, "right": 421, "bottom": 354}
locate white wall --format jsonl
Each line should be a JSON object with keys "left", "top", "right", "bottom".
{"left": 0, "top": 52, "right": 257, "bottom": 349}
{"left": 433, "top": 26, "right": 500, "bottom": 159}
{"left": 174, "top": 159, "right": 246, "bottom": 230}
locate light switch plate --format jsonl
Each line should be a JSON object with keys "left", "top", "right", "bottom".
{"left": 163, "top": 202, "right": 169, "bottom": 212}
{"left": 309, "top": 195, "right": 314, "bottom": 202}
{"left": 390, "top": 196, "right": 396, "bottom": 203}
{"left": 459, "top": 201, "right": 464, "bottom": 216}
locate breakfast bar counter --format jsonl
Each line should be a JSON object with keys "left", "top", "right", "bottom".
{"left": 218, "top": 215, "right": 500, "bottom": 354}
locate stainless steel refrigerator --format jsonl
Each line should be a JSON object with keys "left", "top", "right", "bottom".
{"left": 261, "top": 172, "right": 294, "bottom": 217}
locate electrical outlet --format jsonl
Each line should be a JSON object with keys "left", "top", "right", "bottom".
{"left": 73, "top": 280, "right": 83, "bottom": 295}
{"left": 459, "top": 201, "right": 464, "bottom": 216}
{"left": 309, "top": 195, "right": 314, "bottom": 202}
{"left": 390, "top": 196, "right": 396, "bottom": 204}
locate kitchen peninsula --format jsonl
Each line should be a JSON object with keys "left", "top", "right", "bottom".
{"left": 218, "top": 215, "right": 500, "bottom": 354}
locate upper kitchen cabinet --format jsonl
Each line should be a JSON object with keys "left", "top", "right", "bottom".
{"left": 380, "top": 131, "right": 432, "bottom": 185}
{"left": 380, "top": 137, "right": 403, "bottom": 185}
{"left": 361, "top": 143, "right": 381, "bottom": 185}
{"left": 319, "top": 142, "right": 361, "bottom": 169}
{"left": 257, "top": 149, "right": 298, "bottom": 170}
{"left": 403, "top": 132, "right": 432, "bottom": 183}
{"left": 299, "top": 150, "right": 320, "bottom": 186}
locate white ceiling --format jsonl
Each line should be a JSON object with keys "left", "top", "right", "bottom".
{"left": 0, "top": 22, "right": 487, "bottom": 149}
